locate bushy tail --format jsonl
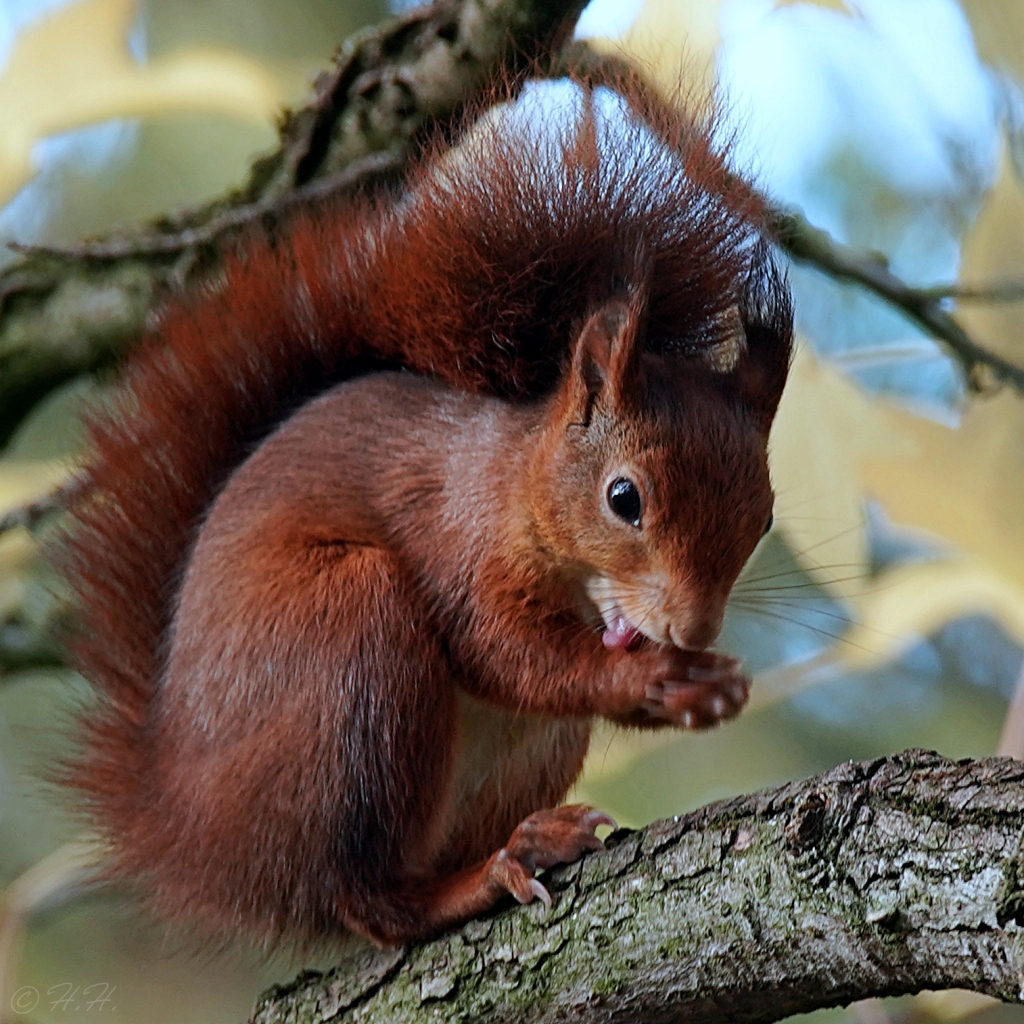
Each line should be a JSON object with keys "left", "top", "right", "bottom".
{"left": 59, "top": 200, "right": 393, "bottom": 840}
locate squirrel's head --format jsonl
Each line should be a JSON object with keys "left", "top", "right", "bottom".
{"left": 525, "top": 251, "right": 791, "bottom": 652}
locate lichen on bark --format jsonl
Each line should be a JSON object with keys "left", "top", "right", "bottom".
{"left": 248, "top": 752, "right": 1024, "bottom": 1024}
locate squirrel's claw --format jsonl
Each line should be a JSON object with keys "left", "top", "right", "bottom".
{"left": 527, "top": 878, "right": 552, "bottom": 908}
{"left": 490, "top": 804, "right": 613, "bottom": 909}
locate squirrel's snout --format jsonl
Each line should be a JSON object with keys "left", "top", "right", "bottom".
{"left": 668, "top": 611, "right": 724, "bottom": 651}
{"left": 588, "top": 575, "right": 726, "bottom": 651}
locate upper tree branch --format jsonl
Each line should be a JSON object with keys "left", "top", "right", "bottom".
{"left": 249, "top": 751, "right": 1024, "bottom": 1024}
{"left": 918, "top": 279, "right": 1024, "bottom": 303}
{"left": 0, "top": 0, "right": 589, "bottom": 449}
{"left": 773, "top": 207, "right": 1024, "bottom": 394}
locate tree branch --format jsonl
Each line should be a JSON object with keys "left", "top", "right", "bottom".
{"left": 249, "top": 751, "right": 1024, "bottom": 1024}
{"left": 6, "top": 152, "right": 407, "bottom": 262}
{"left": 0, "top": 473, "right": 89, "bottom": 537}
{"left": 0, "top": 0, "right": 589, "bottom": 448}
{"left": 917, "top": 279, "right": 1024, "bottom": 304}
{"left": 773, "top": 207, "right": 1024, "bottom": 395}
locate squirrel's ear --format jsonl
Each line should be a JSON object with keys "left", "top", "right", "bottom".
{"left": 568, "top": 299, "right": 641, "bottom": 424}
{"left": 734, "top": 242, "right": 794, "bottom": 432}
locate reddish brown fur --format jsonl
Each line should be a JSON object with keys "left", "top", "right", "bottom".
{"left": 59, "top": 71, "right": 792, "bottom": 948}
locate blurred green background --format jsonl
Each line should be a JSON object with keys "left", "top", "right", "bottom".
{"left": 3, "top": 1, "right": 1024, "bottom": 1022}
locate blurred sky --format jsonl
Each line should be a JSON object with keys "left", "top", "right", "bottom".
{"left": 715, "top": 0, "right": 1002, "bottom": 420}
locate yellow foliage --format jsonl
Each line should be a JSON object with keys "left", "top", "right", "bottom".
{"left": 0, "top": 0, "right": 284, "bottom": 205}
{"left": 770, "top": 343, "right": 907, "bottom": 599}
{"left": 843, "top": 558, "right": 1024, "bottom": 669}
{"left": 0, "top": 460, "right": 71, "bottom": 515}
{"left": 0, "top": 461, "right": 73, "bottom": 619}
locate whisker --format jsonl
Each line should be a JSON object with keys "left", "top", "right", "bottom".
{"left": 795, "top": 552, "right": 868, "bottom": 582}
{"left": 737, "top": 569, "right": 872, "bottom": 593}
{"left": 728, "top": 603, "right": 890, "bottom": 656}
{"left": 731, "top": 598, "right": 856, "bottom": 627}
{"left": 748, "top": 558, "right": 868, "bottom": 574}
{"left": 787, "top": 524, "right": 863, "bottom": 559}
{"left": 734, "top": 575, "right": 871, "bottom": 596}
{"left": 728, "top": 603, "right": 869, "bottom": 651}
{"left": 771, "top": 489, "right": 852, "bottom": 515}
{"left": 630, "top": 594, "right": 663, "bottom": 638}
{"left": 737, "top": 570, "right": 912, "bottom": 601}
{"left": 774, "top": 514, "right": 862, "bottom": 523}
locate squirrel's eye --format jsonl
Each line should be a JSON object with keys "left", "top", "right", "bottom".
{"left": 763, "top": 512, "right": 774, "bottom": 537}
{"left": 607, "top": 478, "right": 643, "bottom": 527}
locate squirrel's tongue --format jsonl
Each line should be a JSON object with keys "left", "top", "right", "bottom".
{"left": 602, "top": 612, "right": 642, "bottom": 650}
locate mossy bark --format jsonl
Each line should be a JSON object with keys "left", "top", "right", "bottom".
{"left": 250, "top": 751, "right": 1024, "bottom": 1024}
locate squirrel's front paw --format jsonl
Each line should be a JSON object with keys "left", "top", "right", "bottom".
{"left": 489, "top": 805, "right": 616, "bottom": 907}
{"left": 642, "top": 649, "right": 749, "bottom": 728}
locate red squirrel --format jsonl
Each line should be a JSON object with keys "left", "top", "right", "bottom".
{"left": 59, "top": 72, "right": 792, "bottom": 948}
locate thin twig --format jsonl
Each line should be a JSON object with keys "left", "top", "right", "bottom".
{"left": 8, "top": 151, "right": 405, "bottom": 263}
{"left": 773, "top": 206, "right": 1024, "bottom": 395}
{"left": 0, "top": 471, "right": 91, "bottom": 536}
{"left": 0, "top": 840, "right": 102, "bottom": 1021}
{"left": 917, "top": 279, "right": 1024, "bottom": 304}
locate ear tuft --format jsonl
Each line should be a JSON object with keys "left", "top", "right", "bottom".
{"left": 703, "top": 305, "right": 746, "bottom": 373}
{"left": 734, "top": 241, "right": 794, "bottom": 430}
{"left": 568, "top": 298, "right": 641, "bottom": 424}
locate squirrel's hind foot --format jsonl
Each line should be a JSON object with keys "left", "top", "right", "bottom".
{"left": 489, "top": 804, "right": 616, "bottom": 907}
{"left": 371, "top": 804, "right": 615, "bottom": 943}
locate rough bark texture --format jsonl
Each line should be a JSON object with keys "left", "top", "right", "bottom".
{"left": 249, "top": 751, "right": 1024, "bottom": 1024}
{"left": 0, "top": 0, "right": 588, "bottom": 447}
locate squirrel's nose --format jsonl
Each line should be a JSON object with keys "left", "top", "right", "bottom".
{"left": 670, "top": 611, "right": 723, "bottom": 650}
